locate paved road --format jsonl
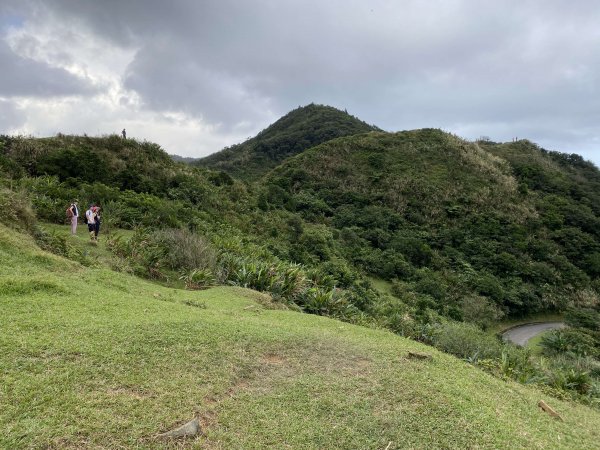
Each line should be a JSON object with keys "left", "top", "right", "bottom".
{"left": 502, "top": 322, "right": 566, "bottom": 346}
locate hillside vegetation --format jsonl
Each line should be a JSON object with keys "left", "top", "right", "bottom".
{"left": 1, "top": 106, "right": 599, "bottom": 413}
{"left": 194, "top": 104, "right": 378, "bottom": 179}
{"left": 260, "top": 130, "right": 599, "bottom": 317}
{"left": 2, "top": 223, "right": 600, "bottom": 448}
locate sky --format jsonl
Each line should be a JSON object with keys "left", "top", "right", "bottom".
{"left": 1, "top": 0, "right": 599, "bottom": 166}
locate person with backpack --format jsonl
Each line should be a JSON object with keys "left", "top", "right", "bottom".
{"left": 85, "top": 204, "right": 97, "bottom": 242}
{"left": 92, "top": 206, "right": 101, "bottom": 241}
{"left": 66, "top": 200, "right": 79, "bottom": 235}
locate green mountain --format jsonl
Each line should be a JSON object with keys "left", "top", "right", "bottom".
{"left": 259, "top": 129, "right": 600, "bottom": 318}
{"left": 194, "top": 103, "right": 379, "bottom": 179}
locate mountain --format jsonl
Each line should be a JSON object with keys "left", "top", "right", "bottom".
{"left": 194, "top": 103, "right": 379, "bottom": 179}
{"left": 169, "top": 153, "right": 198, "bottom": 164}
{"left": 259, "top": 129, "right": 600, "bottom": 318}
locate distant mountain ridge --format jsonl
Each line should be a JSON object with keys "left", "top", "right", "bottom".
{"left": 194, "top": 103, "right": 379, "bottom": 179}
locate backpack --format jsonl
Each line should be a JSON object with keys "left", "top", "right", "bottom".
{"left": 66, "top": 207, "right": 73, "bottom": 218}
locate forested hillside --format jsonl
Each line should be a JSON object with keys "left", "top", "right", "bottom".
{"left": 258, "top": 130, "right": 600, "bottom": 319}
{"left": 1, "top": 108, "right": 599, "bottom": 407}
{"left": 194, "top": 103, "right": 378, "bottom": 179}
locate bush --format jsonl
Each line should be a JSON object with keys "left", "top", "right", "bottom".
{"left": 224, "top": 257, "right": 309, "bottom": 301}
{"left": 541, "top": 329, "right": 599, "bottom": 357}
{"left": 427, "top": 321, "right": 505, "bottom": 360}
{"left": 33, "top": 227, "right": 94, "bottom": 266}
{"left": 565, "top": 307, "right": 600, "bottom": 331}
{"left": 0, "top": 184, "right": 36, "bottom": 232}
{"left": 546, "top": 365, "right": 592, "bottom": 395}
{"left": 154, "top": 228, "right": 218, "bottom": 272}
{"left": 179, "top": 268, "right": 216, "bottom": 290}
{"left": 460, "top": 295, "right": 505, "bottom": 330}
{"left": 107, "top": 227, "right": 219, "bottom": 280}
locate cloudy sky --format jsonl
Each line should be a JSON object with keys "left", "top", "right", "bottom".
{"left": 1, "top": 0, "right": 599, "bottom": 166}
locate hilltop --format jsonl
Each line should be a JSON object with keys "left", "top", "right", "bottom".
{"left": 1, "top": 221, "right": 600, "bottom": 448}
{"left": 1, "top": 134, "right": 175, "bottom": 192}
{"left": 194, "top": 103, "right": 378, "bottom": 179}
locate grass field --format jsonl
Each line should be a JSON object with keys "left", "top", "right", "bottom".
{"left": 39, "top": 221, "right": 134, "bottom": 267}
{"left": 2, "top": 223, "right": 600, "bottom": 449}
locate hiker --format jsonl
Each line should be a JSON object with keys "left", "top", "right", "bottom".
{"left": 122, "top": 128, "right": 126, "bottom": 139}
{"left": 85, "top": 204, "right": 97, "bottom": 242}
{"left": 93, "top": 206, "right": 101, "bottom": 241}
{"left": 66, "top": 200, "right": 79, "bottom": 235}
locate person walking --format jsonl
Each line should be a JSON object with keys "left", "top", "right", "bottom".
{"left": 67, "top": 200, "right": 79, "bottom": 235}
{"left": 92, "top": 206, "right": 101, "bottom": 241}
{"left": 85, "top": 204, "right": 97, "bottom": 243}
{"left": 122, "top": 128, "right": 126, "bottom": 139}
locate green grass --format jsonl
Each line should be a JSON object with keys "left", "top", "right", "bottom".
{"left": 2, "top": 224, "right": 600, "bottom": 449}
{"left": 39, "top": 221, "right": 134, "bottom": 266}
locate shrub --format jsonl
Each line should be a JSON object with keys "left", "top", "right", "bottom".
{"left": 107, "top": 227, "right": 219, "bottom": 280}
{"left": 154, "top": 228, "right": 218, "bottom": 272}
{"left": 319, "top": 258, "right": 358, "bottom": 288}
{"left": 18, "top": 176, "right": 77, "bottom": 223}
{"left": 460, "top": 295, "right": 504, "bottom": 330}
{"left": 0, "top": 184, "right": 36, "bottom": 232}
{"left": 179, "top": 268, "right": 216, "bottom": 290}
{"left": 414, "top": 269, "right": 447, "bottom": 301}
{"left": 428, "top": 321, "right": 505, "bottom": 360}
{"left": 565, "top": 307, "right": 600, "bottom": 331}
{"left": 224, "top": 257, "right": 309, "bottom": 301}
{"left": 33, "top": 227, "right": 94, "bottom": 266}
{"left": 547, "top": 366, "right": 592, "bottom": 395}
{"left": 299, "top": 287, "right": 336, "bottom": 315}
{"left": 541, "top": 329, "right": 599, "bottom": 357}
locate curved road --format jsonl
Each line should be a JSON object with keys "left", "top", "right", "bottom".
{"left": 502, "top": 322, "right": 565, "bottom": 346}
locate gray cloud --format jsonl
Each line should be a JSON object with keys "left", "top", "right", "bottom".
{"left": 0, "top": 99, "right": 26, "bottom": 131}
{"left": 0, "top": 0, "right": 599, "bottom": 164}
{"left": 0, "top": 39, "right": 96, "bottom": 98}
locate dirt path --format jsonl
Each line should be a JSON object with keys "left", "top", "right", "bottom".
{"left": 502, "top": 322, "right": 565, "bottom": 346}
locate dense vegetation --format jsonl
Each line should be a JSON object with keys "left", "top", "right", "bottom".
{"left": 258, "top": 131, "right": 600, "bottom": 320}
{"left": 1, "top": 105, "right": 599, "bottom": 407}
{"left": 193, "top": 103, "right": 378, "bottom": 179}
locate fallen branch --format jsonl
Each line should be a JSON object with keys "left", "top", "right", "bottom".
{"left": 538, "top": 400, "right": 563, "bottom": 421}
{"left": 408, "top": 351, "right": 432, "bottom": 361}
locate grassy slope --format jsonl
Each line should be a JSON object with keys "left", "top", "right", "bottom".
{"left": 2, "top": 224, "right": 600, "bottom": 449}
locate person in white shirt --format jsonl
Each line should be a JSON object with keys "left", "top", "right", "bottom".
{"left": 85, "top": 205, "right": 96, "bottom": 242}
